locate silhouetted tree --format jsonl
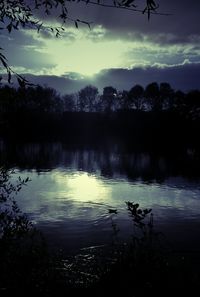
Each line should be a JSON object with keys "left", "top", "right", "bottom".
{"left": 1, "top": 85, "right": 62, "bottom": 113}
{"left": 186, "top": 90, "right": 200, "bottom": 108}
{"left": 145, "top": 82, "right": 162, "bottom": 111}
{"left": 0, "top": 86, "right": 17, "bottom": 113}
{"left": 78, "top": 85, "right": 99, "bottom": 112}
{"left": 129, "top": 84, "right": 145, "bottom": 110}
{"left": 101, "top": 86, "right": 118, "bottom": 113}
{"left": 185, "top": 90, "right": 200, "bottom": 120}
{"left": 173, "top": 90, "right": 186, "bottom": 113}
{"left": 62, "top": 94, "right": 76, "bottom": 112}
{"left": 118, "top": 90, "right": 131, "bottom": 110}
{"left": 160, "top": 82, "right": 174, "bottom": 110}
{"left": 27, "top": 86, "right": 62, "bottom": 113}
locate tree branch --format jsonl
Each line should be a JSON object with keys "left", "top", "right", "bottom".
{"left": 80, "top": 0, "right": 171, "bottom": 17}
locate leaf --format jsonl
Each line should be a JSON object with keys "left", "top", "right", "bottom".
{"left": 121, "top": 0, "right": 136, "bottom": 7}
{"left": 0, "top": 52, "right": 7, "bottom": 60}
{"left": 8, "top": 70, "right": 11, "bottom": 83}
{"left": 0, "top": 57, "right": 7, "bottom": 68}
{"left": 134, "top": 203, "right": 139, "bottom": 209}
{"left": 37, "top": 22, "right": 43, "bottom": 33}
{"left": 17, "top": 78, "right": 25, "bottom": 88}
{"left": 7, "top": 23, "right": 12, "bottom": 33}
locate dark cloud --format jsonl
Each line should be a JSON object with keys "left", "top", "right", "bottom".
{"left": 8, "top": 62, "right": 199, "bottom": 94}
{"left": 53, "top": 1, "right": 200, "bottom": 62}
{"left": 141, "top": 33, "right": 200, "bottom": 46}
{"left": 12, "top": 74, "right": 93, "bottom": 94}
{"left": 64, "top": 1, "right": 200, "bottom": 36}
{"left": 27, "top": 1, "right": 200, "bottom": 40}
{"left": 1, "top": 1, "right": 199, "bottom": 92}
{"left": 95, "top": 62, "right": 200, "bottom": 92}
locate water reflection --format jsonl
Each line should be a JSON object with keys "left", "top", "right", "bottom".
{"left": 1, "top": 141, "right": 200, "bottom": 182}
{"left": 11, "top": 167, "right": 200, "bottom": 253}
{"left": 1, "top": 141, "right": 200, "bottom": 253}
{"left": 53, "top": 171, "right": 111, "bottom": 201}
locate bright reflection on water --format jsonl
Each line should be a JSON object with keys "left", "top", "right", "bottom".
{"left": 55, "top": 171, "right": 111, "bottom": 201}
{"left": 2, "top": 140, "right": 200, "bottom": 253}
{"left": 15, "top": 168, "right": 200, "bottom": 254}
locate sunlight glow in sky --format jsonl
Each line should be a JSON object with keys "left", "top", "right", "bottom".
{"left": 49, "top": 38, "right": 129, "bottom": 76}
{"left": 19, "top": 24, "right": 200, "bottom": 79}
{"left": 1, "top": 1, "right": 200, "bottom": 92}
{"left": 24, "top": 28, "right": 136, "bottom": 76}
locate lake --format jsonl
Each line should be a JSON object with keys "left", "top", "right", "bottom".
{"left": 1, "top": 141, "right": 200, "bottom": 254}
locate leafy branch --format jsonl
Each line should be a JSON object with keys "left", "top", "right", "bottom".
{"left": 81, "top": 0, "right": 169, "bottom": 18}
{"left": 0, "top": 1, "right": 165, "bottom": 35}
{"left": 0, "top": 48, "right": 36, "bottom": 87}
{"left": 0, "top": 167, "right": 31, "bottom": 239}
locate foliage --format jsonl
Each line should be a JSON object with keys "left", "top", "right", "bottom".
{"left": 0, "top": 85, "right": 63, "bottom": 114}
{"left": 160, "top": 82, "right": 174, "bottom": 110}
{"left": 1, "top": 82, "right": 199, "bottom": 119}
{"left": 100, "top": 86, "right": 118, "bottom": 113}
{"left": 0, "top": 167, "right": 68, "bottom": 295}
{"left": 129, "top": 84, "right": 144, "bottom": 110}
{"left": 78, "top": 85, "right": 99, "bottom": 112}
{"left": 0, "top": 1, "right": 161, "bottom": 35}
{"left": 124, "top": 201, "right": 162, "bottom": 262}
{"left": 95, "top": 202, "right": 200, "bottom": 294}
{"left": 124, "top": 201, "right": 164, "bottom": 267}
{"left": 145, "top": 81, "right": 161, "bottom": 111}
{"left": 0, "top": 167, "right": 31, "bottom": 239}
{"left": 126, "top": 201, "right": 152, "bottom": 227}
{"left": 62, "top": 93, "right": 77, "bottom": 112}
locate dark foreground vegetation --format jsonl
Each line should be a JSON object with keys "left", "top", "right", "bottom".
{"left": 1, "top": 168, "right": 200, "bottom": 296}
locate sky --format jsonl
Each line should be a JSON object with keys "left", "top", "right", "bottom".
{"left": 0, "top": 0, "right": 200, "bottom": 94}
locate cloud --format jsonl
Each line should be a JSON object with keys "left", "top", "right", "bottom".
{"left": 3, "top": 61, "right": 198, "bottom": 95}
{"left": 2, "top": 25, "right": 199, "bottom": 79}
{"left": 0, "top": 30, "right": 55, "bottom": 71}
{"left": 95, "top": 61, "right": 200, "bottom": 91}
{"left": 85, "top": 25, "right": 106, "bottom": 42}
{"left": 18, "top": 1, "right": 200, "bottom": 42}
{"left": 5, "top": 73, "right": 93, "bottom": 94}
{"left": 1, "top": 1, "right": 199, "bottom": 94}
{"left": 61, "top": 0, "right": 200, "bottom": 37}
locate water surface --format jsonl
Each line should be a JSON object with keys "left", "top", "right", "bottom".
{"left": 2, "top": 141, "right": 200, "bottom": 253}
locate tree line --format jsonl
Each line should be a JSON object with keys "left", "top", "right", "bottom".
{"left": 0, "top": 82, "right": 200, "bottom": 120}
